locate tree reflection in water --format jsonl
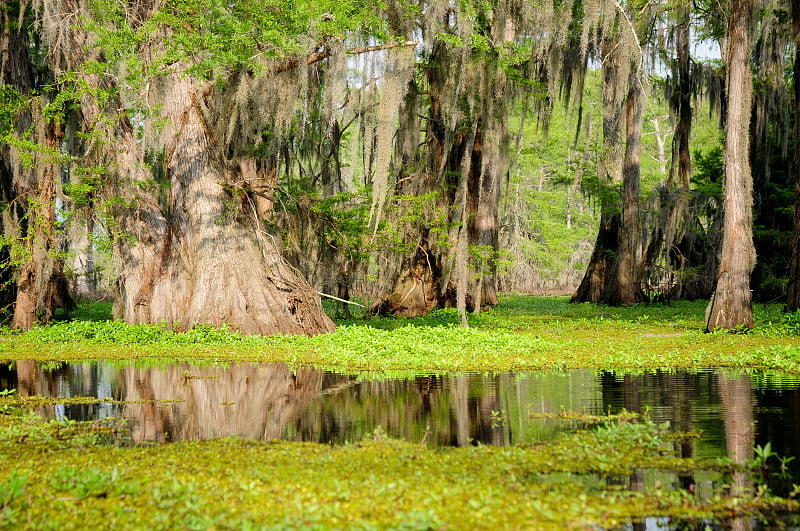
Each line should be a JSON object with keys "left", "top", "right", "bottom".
{"left": 719, "top": 374, "right": 755, "bottom": 531}
{"left": 4, "top": 361, "right": 799, "bottom": 487}
{"left": 119, "top": 364, "right": 335, "bottom": 443}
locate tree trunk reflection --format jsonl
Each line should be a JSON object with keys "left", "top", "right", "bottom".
{"left": 121, "top": 364, "right": 328, "bottom": 443}
{"left": 719, "top": 373, "right": 755, "bottom": 531}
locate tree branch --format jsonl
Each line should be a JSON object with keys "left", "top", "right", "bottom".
{"left": 274, "top": 41, "right": 418, "bottom": 73}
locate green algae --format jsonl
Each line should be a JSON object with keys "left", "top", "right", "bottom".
{"left": 1, "top": 408, "right": 796, "bottom": 529}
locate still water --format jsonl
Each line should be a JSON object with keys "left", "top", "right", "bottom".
{"left": 1, "top": 362, "right": 798, "bottom": 463}
{"left": 3, "top": 362, "right": 799, "bottom": 527}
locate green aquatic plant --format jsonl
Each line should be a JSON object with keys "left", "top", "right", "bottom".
{"left": 0, "top": 471, "right": 29, "bottom": 528}
{"left": 0, "top": 406, "right": 796, "bottom": 529}
{"left": 3, "top": 295, "right": 800, "bottom": 373}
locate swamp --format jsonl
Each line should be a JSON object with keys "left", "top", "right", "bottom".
{"left": 2, "top": 296, "right": 800, "bottom": 529}
{"left": 5, "top": 0, "right": 800, "bottom": 528}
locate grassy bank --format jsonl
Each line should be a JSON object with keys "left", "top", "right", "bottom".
{"left": 3, "top": 296, "right": 800, "bottom": 373}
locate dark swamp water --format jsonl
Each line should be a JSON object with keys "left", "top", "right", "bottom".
{"left": 3, "top": 361, "right": 800, "bottom": 527}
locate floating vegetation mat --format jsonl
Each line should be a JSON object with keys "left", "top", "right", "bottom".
{"left": 1, "top": 405, "right": 797, "bottom": 529}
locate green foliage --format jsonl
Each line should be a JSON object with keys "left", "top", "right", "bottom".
{"left": 50, "top": 466, "right": 141, "bottom": 499}
{"left": 85, "top": 0, "right": 386, "bottom": 83}
{"left": 0, "top": 471, "right": 29, "bottom": 528}
{"left": 691, "top": 146, "right": 724, "bottom": 198}
{"left": 0, "top": 85, "right": 24, "bottom": 133}
{"left": 23, "top": 319, "right": 246, "bottom": 346}
{"left": 469, "top": 244, "right": 513, "bottom": 278}
{"left": 310, "top": 192, "right": 372, "bottom": 261}
{"left": 375, "top": 192, "right": 453, "bottom": 253}
{"left": 759, "top": 310, "right": 800, "bottom": 337}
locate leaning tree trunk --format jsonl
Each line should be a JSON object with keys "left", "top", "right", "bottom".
{"left": 706, "top": 0, "right": 756, "bottom": 331}
{"left": 111, "top": 74, "right": 335, "bottom": 335}
{"left": 786, "top": 0, "right": 800, "bottom": 311}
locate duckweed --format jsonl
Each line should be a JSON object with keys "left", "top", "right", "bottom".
{"left": 1, "top": 409, "right": 796, "bottom": 529}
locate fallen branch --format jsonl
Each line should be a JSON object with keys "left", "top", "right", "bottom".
{"left": 318, "top": 291, "right": 365, "bottom": 307}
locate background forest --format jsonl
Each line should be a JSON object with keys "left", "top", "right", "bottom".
{"left": 1, "top": 0, "right": 798, "bottom": 335}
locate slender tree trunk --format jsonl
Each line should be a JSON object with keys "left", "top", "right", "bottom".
{"left": 468, "top": 123, "right": 504, "bottom": 309}
{"left": 786, "top": 0, "right": 800, "bottom": 310}
{"left": 10, "top": 112, "right": 64, "bottom": 329}
{"left": 1, "top": 9, "right": 72, "bottom": 329}
{"left": 602, "top": 71, "right": 645, "bottom": 305}
{"left": 670, "top": 3, "right": 693, "bottom": 190}
{"left": 572, "top": 38, "right": 626, "bottom": 303}
{"left": 706, "top": 0, "right": 756, "bottom": 331}
{"left": 70, "top": 216, "right": 97, "bottom": 298}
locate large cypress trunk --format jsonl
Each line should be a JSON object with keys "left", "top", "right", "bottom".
{"left": 110, "top": 75, "right": 335, "bottom": 335}
{"left": 706, "top": 0, "right": 756, "bottom": 331}
{"left": 38, "top": 0, "right": 334, "bottom": 336}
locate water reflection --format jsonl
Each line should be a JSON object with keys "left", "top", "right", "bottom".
{"left": 1, "top": 362, "right": 799, "bottom": 478}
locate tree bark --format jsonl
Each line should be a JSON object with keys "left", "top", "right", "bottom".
{"left": 669, "top": 3, "right": 693, "bottom": 190}
{"left": 706, "top": 0, "right": 756, "bottom": 331}
{"left": 10, "top": 113, "right": 67, "bottom": 329}
{"left": 370, "top": 40, "right": 507, "bottom": 317}
{"left": 572, "top": 38, "right": 626, "bottom": 303}
{"left": 602, "top": 70, "right": 645, "bottom": 305}
{"left": 786, "top": 0, "right": 800, "bottom": 311}
{"left": 38, "top": 1, "right": 335, "bottom": 336}
{"left": 647, "top": 3, "right": 696, "bottom": 301}
{"left": 110, "top": 75, "right": 335, "bottom": 335}
{"left": 1, "top": 6, "right": 73, "bottom": 329}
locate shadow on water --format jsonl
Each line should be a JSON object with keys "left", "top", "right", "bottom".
{"left": 2, "top": 361, "right": 800, "bottom": 528}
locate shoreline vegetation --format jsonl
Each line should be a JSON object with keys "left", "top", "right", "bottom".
{"left": 2, "top": 295, "right": 800, "bottom": 528}
{"left": 2, "top": 295, "right": 800, "bottom": 373}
